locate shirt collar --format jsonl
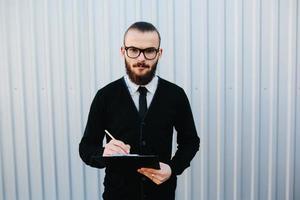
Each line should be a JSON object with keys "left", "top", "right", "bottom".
{"left": 124, "top": 75, "right": 158, "bottom": 95}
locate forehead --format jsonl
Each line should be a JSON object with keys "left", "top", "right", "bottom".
{"left": 124, "top": 29, "right": 159, "bottom": 48}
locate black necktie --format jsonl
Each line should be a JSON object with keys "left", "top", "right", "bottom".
{"left": 138, "top": 87, "right": 147, "bottom": 118}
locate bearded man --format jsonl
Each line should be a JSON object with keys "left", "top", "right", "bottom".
{"left": 79, "top": 21, "right": 200, "bottom": 200}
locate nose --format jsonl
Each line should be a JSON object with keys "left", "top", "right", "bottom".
{"left": 137, "top": 51, "right": 146, "bottom": 61}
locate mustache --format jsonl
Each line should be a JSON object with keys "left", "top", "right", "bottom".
{"left": 133, "top": 62, "right": 150, "bottom": 68}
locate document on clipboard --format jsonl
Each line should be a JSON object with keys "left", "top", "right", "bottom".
{"left": 94, "top": 154, "right": 160, "bottom": 169}
{"left": 97, "top": 130, "right": 160, "bottom": 169}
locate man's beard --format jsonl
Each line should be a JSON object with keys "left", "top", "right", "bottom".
{"left": 125, "top": 59, "right": 158, "bottom": 85}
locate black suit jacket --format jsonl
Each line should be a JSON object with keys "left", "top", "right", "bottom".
{"left": 79, "top": 77, "right": 200, "bottom": 200}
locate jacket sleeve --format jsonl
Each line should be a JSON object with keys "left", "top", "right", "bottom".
{"left": 79, "top": 90, "right": 106, "bottom": 168}
{"left": 169, "top": 88, "right": 200, "bottom": 175}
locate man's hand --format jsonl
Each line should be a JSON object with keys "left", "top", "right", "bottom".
{"left": 137, "top": 162, "right": 172, "bottom": 185}
{"left": 103, "top": 139, "right": 130, "bottom": 156}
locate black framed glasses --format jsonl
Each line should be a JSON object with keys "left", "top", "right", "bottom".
{"left": 124, "top": 46, "right": 159, "bottom": 60}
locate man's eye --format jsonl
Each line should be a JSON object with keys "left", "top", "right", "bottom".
{"left": 145, "top": 49, "right": 156, "bottom": 54}
{"left": 129, "top": 48, "right": 139, "bottom": 53}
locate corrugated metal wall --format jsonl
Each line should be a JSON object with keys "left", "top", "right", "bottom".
{"left": 0, "top": 0, "right": 299, "bottom": 200}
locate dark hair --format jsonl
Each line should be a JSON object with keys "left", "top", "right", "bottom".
{"left": 123, "top": 21, "right": 161, "bottom": 47}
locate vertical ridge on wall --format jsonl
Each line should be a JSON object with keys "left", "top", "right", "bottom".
{"left": 0, "top": 2, "right": 6, "bottom": 199}
{"left": 34, "top": 0, "right": 53, "bottom": 199}
{"left": 224, "top": 0, "right": 243, "bottom": 199}
{"left": 9, "top": 1, "right": 31, "bottom": 199}
{"left": 285, "top": 0, "right": 297, "bottom": 199}
{"left": 20, "top": 0, "right": 40, "bottom": 199}
{"left": 1, "top": 2, "right": 18, "bottom": 200}
{"left": 259, "top": 0, "right": 279, "bottom": 200}
{"left": 72, "top": 0, "right": 87, "bottom": 198}
{"left": 295, "top": 1, "right": 300, "bottom": 199}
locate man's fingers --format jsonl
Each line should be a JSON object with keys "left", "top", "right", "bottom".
{"left": 139, "top": 168, "right": 157, "bottom": 175}
{"left": 110, "top": 139, "right": 126, "bottom": 146}
{"left": 103, "top": 139, "right": 131, "bottom": 156}
{"left": 103, "top": 148, "right": 121, "bottom": 156}
{"left": 137, "top": 162, "right": 172, "bottom": 185}
{"left": 110, "top": 140, "right": 130, "bottom": 153}
{"left": 137, "top": 169, "right": 162, "bottom": 184}
{"left": 105, "top": 144, "right": 127, "bottom": 154}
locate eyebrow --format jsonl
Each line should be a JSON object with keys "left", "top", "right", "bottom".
{"left": 124, "top": 46, "right": 159, "bottom": 50}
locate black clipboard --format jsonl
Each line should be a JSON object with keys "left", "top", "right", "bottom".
{"left": 94, "top": 154, "right": 160, "bottom": 169}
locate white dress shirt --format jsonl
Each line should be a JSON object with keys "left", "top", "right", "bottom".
{"left": 124, "top": 75, "right": 158, "bottom": 110}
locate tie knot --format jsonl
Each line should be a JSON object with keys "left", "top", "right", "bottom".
{"left": 138, "top": 87, "right": 147, "bottom": 96}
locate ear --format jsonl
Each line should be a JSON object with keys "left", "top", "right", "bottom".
{"left": 158, "top": 48, "right": 163, "bottom": 59}
{"left": 120, "top": 46, "right": 125, "bottom": 56}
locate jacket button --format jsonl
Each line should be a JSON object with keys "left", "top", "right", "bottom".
{"left": 142, "top": 140, "right": 146, "bottom": 146}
